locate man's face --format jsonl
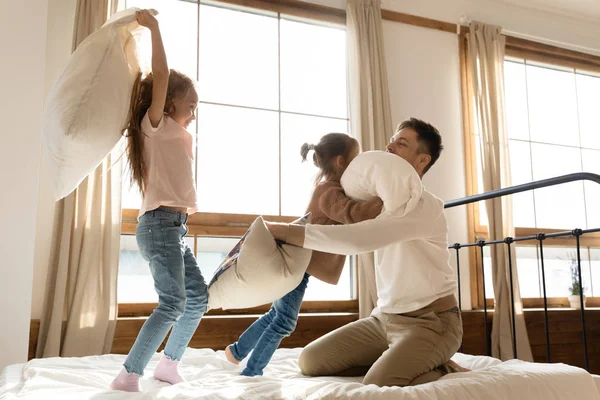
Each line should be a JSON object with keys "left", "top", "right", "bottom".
{"left": 385, "top": 128, "right": 431, "bottom": 177}
{"left": 386, "top": 128, "right": 420, "bottom": 167}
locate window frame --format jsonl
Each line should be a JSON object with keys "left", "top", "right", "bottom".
{"left": 459, "top": 31, "right": 600, "bottom": 309}
{"left": 118, "top": 0, "right": 357, "bottom": 317}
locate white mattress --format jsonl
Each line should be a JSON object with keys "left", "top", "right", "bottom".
{"left": 1, "top": 349, "right": 599, "bottom": 399}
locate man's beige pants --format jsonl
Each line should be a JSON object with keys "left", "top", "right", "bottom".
{"left": 298, "top": 300, "right": 463, "bottom": 387}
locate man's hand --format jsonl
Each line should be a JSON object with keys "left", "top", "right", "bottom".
{"left": 136, "top": 9, "right": 159, "bottom": 30}
{"left": 265, "top": 221, "right": 289, "bottom": 242}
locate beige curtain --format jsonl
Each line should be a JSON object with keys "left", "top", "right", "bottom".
{"left": 466, "top": 21, "right": 533, "bottom": 361}
{"left": 37, "top": 0, "right": 121, "bottom": 358}
{"left": 346, "top": 0, "right": 393, "bottom": 318}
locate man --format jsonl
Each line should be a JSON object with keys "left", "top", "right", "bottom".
{"left": 267, "top": 118, "right": 463, "bottom": 387}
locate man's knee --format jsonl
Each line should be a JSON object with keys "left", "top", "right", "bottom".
{"left": 298, "top": 344, "right": 323, "bottom": 376}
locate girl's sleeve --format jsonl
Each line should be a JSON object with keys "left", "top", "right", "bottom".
{"left": 317, "top": 182, "right": 383, "bottom": 224}
{"left": 140, "top": 112, "right": 164, "bottom": 137}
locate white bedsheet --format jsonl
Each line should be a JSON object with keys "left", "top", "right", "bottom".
{"left": 1, "top": 349, "right": 598, "bottom": 399}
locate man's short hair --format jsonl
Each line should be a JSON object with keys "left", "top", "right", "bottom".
{"left": 396, "top": 118, "right": 443, "bottom": 173}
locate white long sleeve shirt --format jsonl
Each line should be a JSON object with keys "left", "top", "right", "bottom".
{"left": 295, "top": 190, "right": 457, "bottom": 314}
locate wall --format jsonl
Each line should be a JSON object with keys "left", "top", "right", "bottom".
{"left": 382, "top": 21, "right": 470, "bottom": 307}
{"left": 30, "top": 0, "right": 78, "bottom": 321}
{"left": 0, "top": 0, "right": 49, "bottom": 370}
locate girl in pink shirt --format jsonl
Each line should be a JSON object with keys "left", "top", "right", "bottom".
{"left": 110, "top": 10, "right": 207, "bottom": 392}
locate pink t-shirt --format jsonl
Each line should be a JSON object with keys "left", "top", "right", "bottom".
{"left": 138, "top": 112, "right": 197, "bottom": 218}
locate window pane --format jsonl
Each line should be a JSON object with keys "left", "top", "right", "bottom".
{"left": 483, "top": 245, "right": 592, "bottom": 299}
{"left": 280, "top": 113, "right": 349, "bottom": 216}
{"left": 122, "top": 166, "right": 142, "bottom": 210}
{"left": 196, "top": 104, "right": 279, "bottom": 215}
{"left": 482, "top": 246, "right": 493, "bottom": 298}
{"left": 483, "top": 246, "right": 539, "bottom": 299}
{"left": 198, "top": 5, "right": 278, "bottom": 109}
{"left": 509, "top": 140, "right": 535, "bottom": 227}
{"left": 537, "top": 247, "right": 591, "bottom": 298}
{"left": 474, "top": 135, "right": 488, "bottom": 226}
{"left": 530, "top": 143, "right": 585, "bottom": 229}
{"left": 526, "top": 64, "right": 579, "bottom": 147}
{"left": 590, "top": 249, "right": 600, "bottom": 297}
{"left": 304, "top": 257, "right": 354, "bottom": 300}
{"left": 125, "top": 0, "right": 198, "bottom": 79}
{"left": 582, "top": 149, "right": 600, "bottom": 229}
{"left": 280, "top": 19, "right": 347, "bottom": 118}
{"left": 504, "top": 61, "right": 529, "bottom": 141}
{"left": 196, "top": 236, "right": 242, "bottom": 283}
{"left": 516, "top": 246, "right": 541, "bottom": 298}
{"left": 576, "top": 73, "right": 600, "bottom": 150}
{"left": 118, "top": 234, "right": 194, "bottom": 303}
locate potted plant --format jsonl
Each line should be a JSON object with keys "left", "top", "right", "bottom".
{"left": 567, "top": 256, "right": 586, "bottom": 309}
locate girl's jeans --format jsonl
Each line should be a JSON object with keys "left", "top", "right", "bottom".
{"left": 124, "top": 208, "right": 208, "bottom": 375}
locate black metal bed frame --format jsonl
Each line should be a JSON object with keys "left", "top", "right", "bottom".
{"left": 444, "top": 172, "right": 600, "bottom": 371}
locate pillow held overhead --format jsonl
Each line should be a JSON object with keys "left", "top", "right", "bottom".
{"left": 42, "top": 8, "right": 156, "bottom": 200}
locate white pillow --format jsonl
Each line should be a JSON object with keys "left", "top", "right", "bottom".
{"left": 207, "top": 215, "right": 313, "bottom": 310}
{"left": 340, "top": 151, "right": 423, "bottom": 216}
{"left": 42, "top": 8, "right": 155, "bottom": 200}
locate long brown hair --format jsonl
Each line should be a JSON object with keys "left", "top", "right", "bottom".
{"left": 300, "top": 133, "right": 358, "bottom": 186}
{"left": 124, "top": 69, "right": 196, "bottom": 194}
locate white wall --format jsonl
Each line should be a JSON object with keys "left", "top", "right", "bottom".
{"left": 30, "top": 0, "right": 78, "bottom": 321}
{"left": 382, "top": 21, "right": 471, "bottom": 308}
{"left": 0, "top": 0, "right": 49, "bottom": 370}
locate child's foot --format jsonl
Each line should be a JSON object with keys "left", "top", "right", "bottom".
{"left": 225, "top": 345, "right": 240, "bottom": 365}
{"left": 110, "top": 368, "right": 141, "bottom": 392}
{"left": 154, "top": 354, "right": 185, "bottom": 385}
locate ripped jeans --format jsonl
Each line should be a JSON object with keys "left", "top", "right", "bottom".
{"left": 123, "top": 208, "right": 208, "bottom": 375}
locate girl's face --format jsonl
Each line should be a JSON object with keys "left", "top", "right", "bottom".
{"left": 171, "top": 88, "right": 199, "bottom": 129}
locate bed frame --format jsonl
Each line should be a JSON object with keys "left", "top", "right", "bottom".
{"left": 445, "top": 172, "right": 600, "bottom": 371}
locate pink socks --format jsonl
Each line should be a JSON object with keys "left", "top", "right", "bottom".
{"left": 110, "top": 355, "right": 185, "bottom": 391}
{"left": 154, "top": 354, "right": 185, "bottom": 384}
{"left": 110, "top": 368, "right": 141, "bottom": 392}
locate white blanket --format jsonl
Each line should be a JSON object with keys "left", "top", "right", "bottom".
{"left": 1, "top": 349, "right": 599, "bottom": 399}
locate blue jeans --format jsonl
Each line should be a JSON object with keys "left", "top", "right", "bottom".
{"left": 229, "top": 273, "right": 310, "bottom": 376}
{"left": 124, "top": 208, "right": 208, "bottom": 376}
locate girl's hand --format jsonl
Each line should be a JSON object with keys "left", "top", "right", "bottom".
{"left": 265, "top": 222, "right": 289, "bottom": 242}
{"left": 136, "top": 9, "right": 158, "bottom": 30}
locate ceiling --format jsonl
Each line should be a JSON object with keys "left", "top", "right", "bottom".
{"left": 493, "top": 0, "right": 600, "bottom": 21}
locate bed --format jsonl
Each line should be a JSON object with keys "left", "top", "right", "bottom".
{"left": 2, "top": 348, "right": 600, "bottom": 399}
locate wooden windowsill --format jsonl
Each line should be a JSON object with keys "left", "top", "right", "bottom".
{"left": 475, "top": 297, "right": 600, "bottom": 310}
{"left": 118, "top": 299, "right": 359, "bottom": 318}
{"left": 117, "top": 311, "right": 359, "bottom": 321}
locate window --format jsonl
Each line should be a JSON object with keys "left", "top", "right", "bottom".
{"left": 482, "top": 245, "right": 595, "bottom": 300}
{"left": 118, "top": 234, "right": 355, "bottom": 304}
{"left": 119, "top": 0, "right": 354, "bottom": 307}
{"left": 476, "top": 59, "right": 600, "bottom": 231}
{"left": 465, "top": 46, "right": 600, "bottom": 307}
